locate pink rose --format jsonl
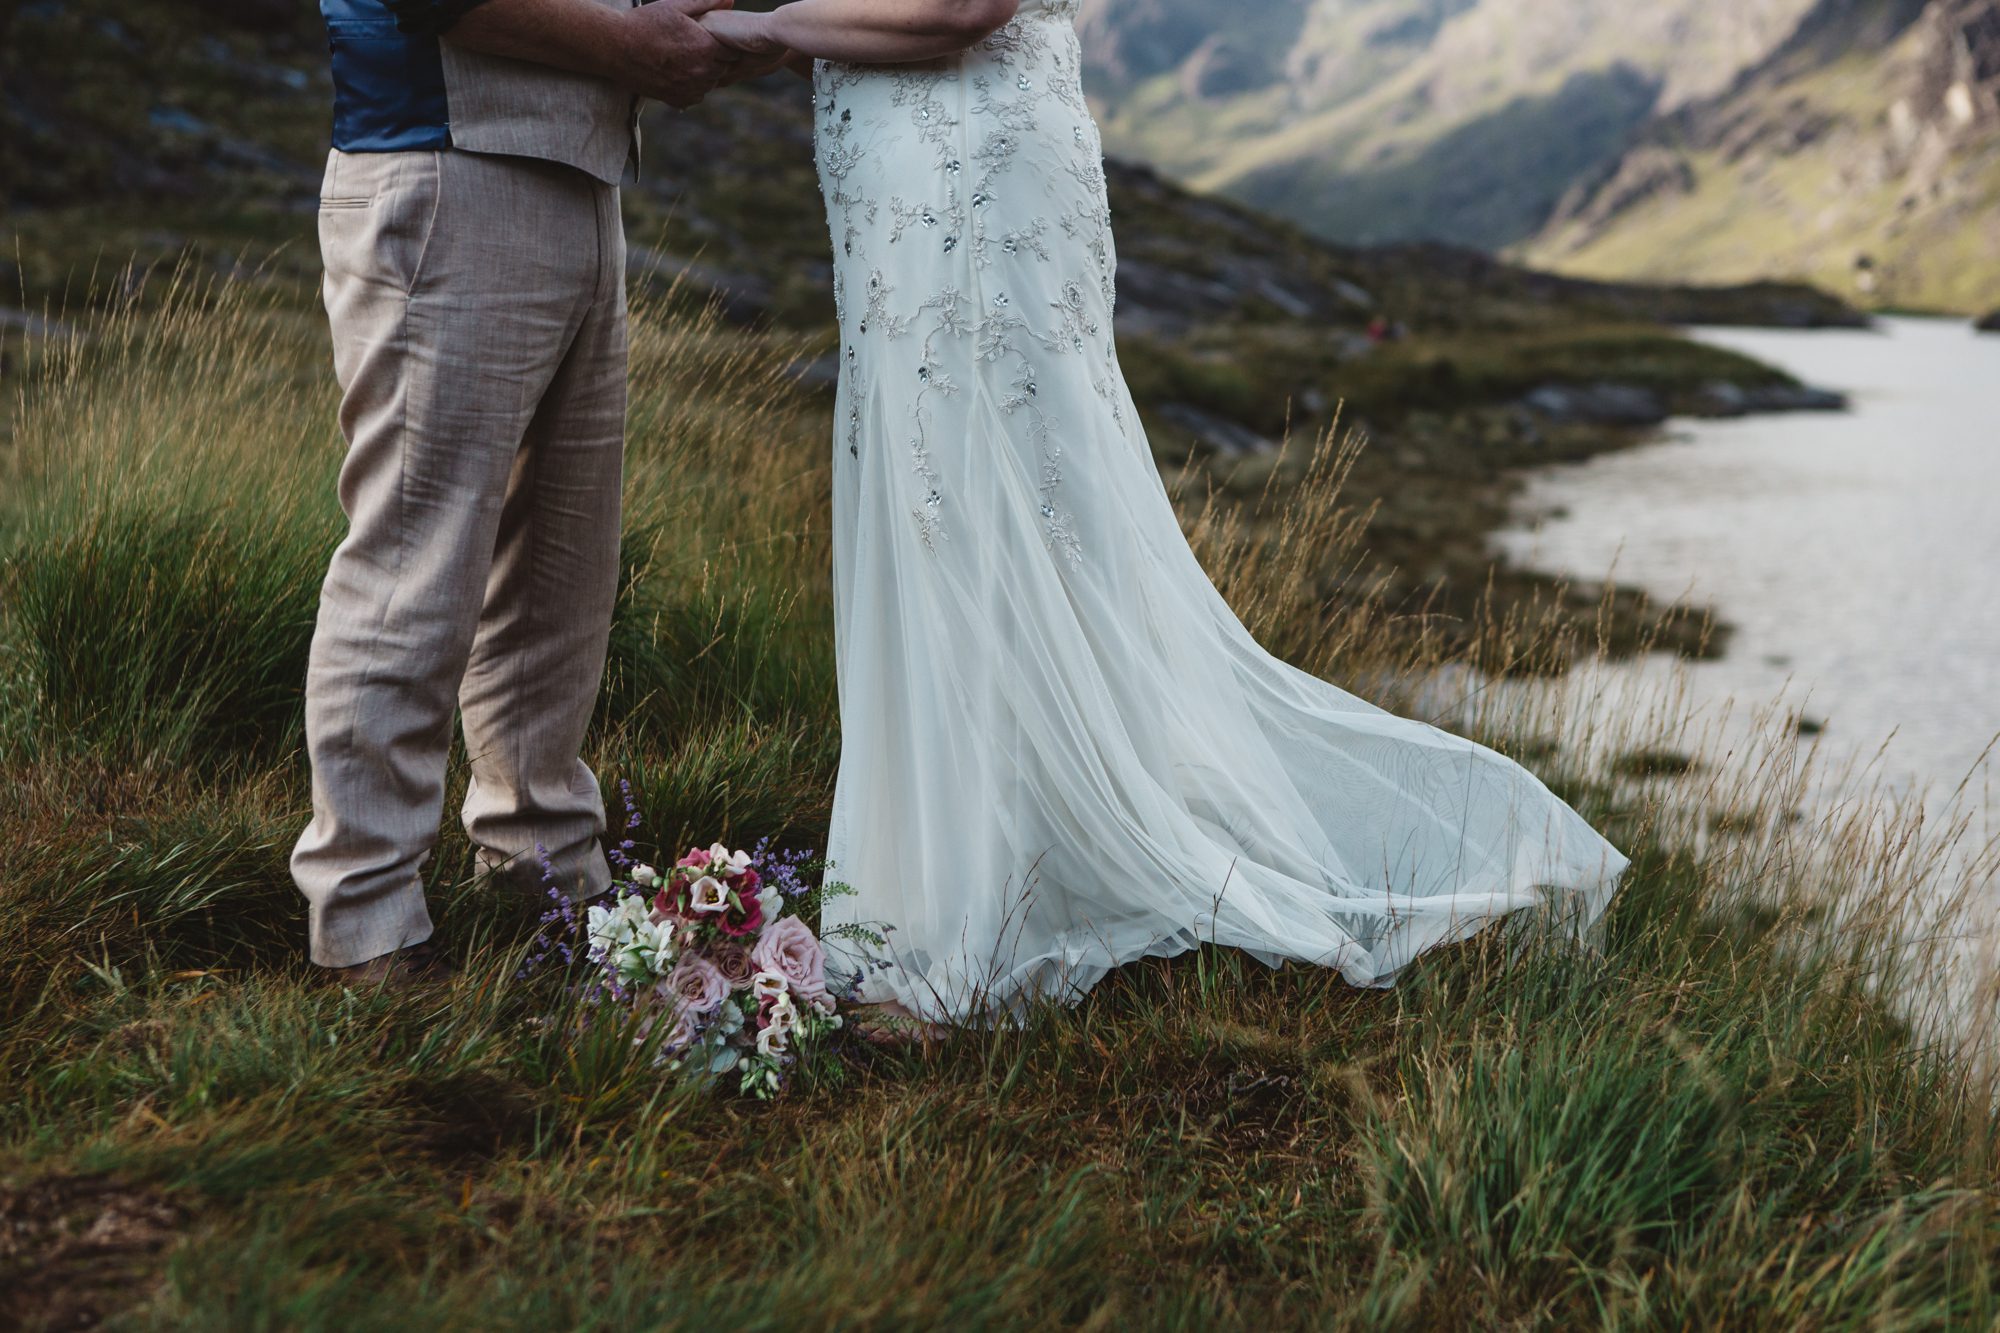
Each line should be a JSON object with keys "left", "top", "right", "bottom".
{"left": 662, "top": 952, "right": 729, "bottom": 1019}
{"left": 749, "top": 917, "right": 828, "bottom": 1007}
{"left": 707, "top": 942, "right": 757, "bottom": 990}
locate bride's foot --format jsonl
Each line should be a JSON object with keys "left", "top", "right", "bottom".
{"left": 848, "top": 1001, "right": 951, "bottom": 1047}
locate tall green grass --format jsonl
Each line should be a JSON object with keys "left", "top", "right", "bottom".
{"left": 0, "top": 268, "right": 1993, "bottom": 1330}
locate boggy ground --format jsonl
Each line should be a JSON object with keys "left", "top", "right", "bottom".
{"left": 0, "top": 275, "right": 1993, "bottom": 1330}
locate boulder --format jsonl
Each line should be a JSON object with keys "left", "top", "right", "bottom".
{"left": 1976, "top": 309, "right": 2000, "bottom": 332}
{"left": 1155, "top": 402, "right": 1277, "bottom": 458}
{"left": 1690, "top": 380, "right": 1848, "bottom": 416}
{"left": 1522, "top": 383, "right": 1669, "bottom": 426}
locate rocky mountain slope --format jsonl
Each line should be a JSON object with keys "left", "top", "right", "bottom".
{"left": 1523, "top": 0, "right": 2000, "bottom": 310}
{"left": 1081, "top": 0, "right": 2000, "bottom": 309}
{"left": 1082, "top": 0, "right": 1830, "bottom": 249}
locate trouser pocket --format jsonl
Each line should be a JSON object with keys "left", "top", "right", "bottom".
{"left": 317, "top": 148, "right": 443, "bottom": 300}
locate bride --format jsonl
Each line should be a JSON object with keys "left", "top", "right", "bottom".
{"left": 699, "top": 0, "right": 1629, "bottom": 1028}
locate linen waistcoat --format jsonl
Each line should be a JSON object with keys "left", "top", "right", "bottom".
{"left": 322, "top": 0, "right": 640, "bottom": 185}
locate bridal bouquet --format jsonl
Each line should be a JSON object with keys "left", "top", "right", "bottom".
{"left": 580, "top": 842, "right": 848, "bottom": 1099}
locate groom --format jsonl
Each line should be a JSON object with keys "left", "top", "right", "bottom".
{"left": 296, "top": 0, "right": 783, "bottom": 985}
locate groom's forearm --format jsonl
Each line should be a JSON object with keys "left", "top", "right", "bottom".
{"left": 440, "top": 0, "right": 630, "bottom": 81}
{"left": 439, "top": 0, "right": 742, "bottom": 108}
{"left": 761, "top": 0, "right": 1020, "bottom": 63}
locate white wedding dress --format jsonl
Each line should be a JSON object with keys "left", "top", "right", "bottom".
{"left": 813, "top": 0, "right": 1628, "bottom": 1022}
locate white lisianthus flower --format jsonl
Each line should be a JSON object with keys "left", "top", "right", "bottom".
{"left": 630, "top": 864, "right": 659, "bottom": 889}
{"left": 751, "top": 971, "right": 790, "bottom": 1003}
{"left": 767, "top": 992, "right": 798, "bottom": 1031}
{"left": 687, "top": 876, "right": 731, "bottom": 915}
{"left": 757, "top": 881, "right": 783, "bottom": 922}
{"left": 810, "top": 994, "right": 838, "bottom": 1017}
{"left": 709, "top": 844, "right": 754, "bottom": 876}
{"left": 756, "top": 1025, "right": 790, "bottom": 1057}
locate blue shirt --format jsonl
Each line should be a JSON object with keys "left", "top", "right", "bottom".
{"left": 323, "top": 0, "right": 495, "bottom": 152}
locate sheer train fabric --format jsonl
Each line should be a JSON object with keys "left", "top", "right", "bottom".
{"left": 814, "top": 0, "right": 1628, "bottom": 1023}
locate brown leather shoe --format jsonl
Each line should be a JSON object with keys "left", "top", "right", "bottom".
{"left": 323, "top": 941, "right": 456, "bottom": 991}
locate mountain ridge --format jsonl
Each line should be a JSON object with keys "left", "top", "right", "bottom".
{"left": 1524, "top": 0, "right": 2000, "bottom": 308}
{"left": 1081, "top": 0, "right": 2000, "bottom": 309}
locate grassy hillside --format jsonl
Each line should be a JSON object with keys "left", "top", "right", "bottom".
{"left": 0, "top": 265, "right": 1995, "bottom": 1331}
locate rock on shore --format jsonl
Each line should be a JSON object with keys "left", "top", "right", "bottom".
{"left": 1521, "top": 379, "right": 1848, "bottom": 426}
{"left": 1686, "top": 381, "right": 1849, "bottom": 417}
{"left": 1977, "top": 310, "right": 2000, "bottom": 333}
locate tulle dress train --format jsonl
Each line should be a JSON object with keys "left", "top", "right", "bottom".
{"left": 812, "top": 0, "right": 1628, "bottom": 1022}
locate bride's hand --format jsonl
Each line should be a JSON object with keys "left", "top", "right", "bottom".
{"left": 699, "top": 9, "right": 787, "bottom": 62}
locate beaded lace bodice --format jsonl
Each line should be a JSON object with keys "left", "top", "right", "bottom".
{"left": 814, "top": 1, "right": 1110, "bottom": 563}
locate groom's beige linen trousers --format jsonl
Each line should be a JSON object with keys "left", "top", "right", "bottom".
{"left": 293, "top": 144, "right": 627, "bottom": 967}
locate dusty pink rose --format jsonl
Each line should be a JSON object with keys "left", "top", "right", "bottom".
{"left": 749, "top": 917, "right": 828, "bottom": 1007}
{"left": 707, "top": 941, "right": 757, "bottom": 990}
{"left": 662, "top": 952, "right": 729, "bottom": 1018}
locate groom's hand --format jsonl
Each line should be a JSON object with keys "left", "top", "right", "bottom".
{"left": 616, "top": 0, "right": 744, "bottom": 109}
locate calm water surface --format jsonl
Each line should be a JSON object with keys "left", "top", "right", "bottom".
{"left": 1497, "top": 316, "right": 2000, "bottom": 803}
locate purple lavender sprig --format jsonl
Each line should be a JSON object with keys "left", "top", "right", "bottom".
{"left": 605, "top": 777, "right": 644, "bottom": 875}
{"left": 750, "top": 838, "right": 822, "bottom": 900}
{"left": 516, "top": 841, "right": 580, "bottom": 979}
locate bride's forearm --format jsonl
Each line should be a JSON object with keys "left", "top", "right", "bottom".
{"left": 761, "top": 0, "right": 1020, "bottom": 63}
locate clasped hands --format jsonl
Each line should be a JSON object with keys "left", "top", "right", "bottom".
{"left": 618, "top": 0, "right": 803, "bottom": 109}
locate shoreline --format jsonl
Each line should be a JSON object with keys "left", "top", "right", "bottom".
{"left": 1490, "top": 316, "right": 2000, "bottom": 796}
{"left": 1167, "top": 333, "right": 1855, "bottom": 674}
